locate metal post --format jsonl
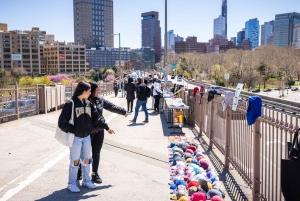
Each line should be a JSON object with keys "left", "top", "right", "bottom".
{"left": 15, "top": 82, "right": 19, "bottom": 120}
{"left": 209, "top": 101, "right": 214, "bottom": 147}
{"left": 36, "top": 84, "right": 39, "bottom": 114}
{"left": 225, "top": 108, "right": 232, "bottom": 168}
{"left": 119, "top": 33, "right": 121, "bottom": 85}
{"left": 164, "top": 0, "right": 168, "bottom": 91}
{"left": 252, "top": 119, "right": 262, "bottom": 201}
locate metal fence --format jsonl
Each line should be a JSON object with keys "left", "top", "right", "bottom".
{"left": 180, "top": 87, "right": 300, "bottom": 201}
{"left": 0, "top": 82, "right": 114, "bottom": 124}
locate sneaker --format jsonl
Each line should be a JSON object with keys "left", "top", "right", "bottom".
{"left": 129, "top": 119, "right": 136, "bottom": 123}
{"left": 91, "top": 173, "right": 102, "bottom": 184}
{"left": 68, "top": 183, "right": 80, "bottom": 193}
{"left": 82, "top": 180, "right": 96, "bottom": 189}
{"left": 142, "top": 120, "right": 149, "bottom": 123}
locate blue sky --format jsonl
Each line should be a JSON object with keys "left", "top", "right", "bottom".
{"left": 0, "top": 0, "right": 299, "bottom": 48}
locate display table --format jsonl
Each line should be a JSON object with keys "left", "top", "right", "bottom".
{"left": 163, "top": 96, "right": 189, "bottom": 135}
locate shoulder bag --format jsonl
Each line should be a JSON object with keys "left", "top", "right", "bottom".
{"left": 54, "top": 100, "right": 75, "bottom": 147}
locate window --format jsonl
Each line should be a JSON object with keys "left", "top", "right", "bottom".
{"left": 4, "top": 54, "right": 11, "bottom": 58}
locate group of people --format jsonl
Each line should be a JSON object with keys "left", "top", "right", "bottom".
{"left": 58, "top": 81, "right": 129, "bottom": 193}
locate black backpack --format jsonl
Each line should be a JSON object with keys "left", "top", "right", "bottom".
{"left": 146, "top": 87, "right": 151, "bottom": 98}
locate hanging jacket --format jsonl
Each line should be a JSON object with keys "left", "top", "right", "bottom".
{"left": 58, "top": 96, "right": 109, "bottom": 138}
{"left": 246, "top": 96, "right": 262, "bottom": 126}
{"left": 91, "top": 96, "right": 127, "bottom": 134}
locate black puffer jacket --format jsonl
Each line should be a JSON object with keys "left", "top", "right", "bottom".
{"left": 58, "top": 96, "right": 109, "bottom": 138}
{"left": 125, "top": 78, "right": 136, "bottom": 100}
{"left": 92, "top": 96, "right": 127, "bottom": 134}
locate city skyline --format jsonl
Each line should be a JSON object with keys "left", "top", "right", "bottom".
{"left": 0, "top": 0, "right": 300, "bottom": 49}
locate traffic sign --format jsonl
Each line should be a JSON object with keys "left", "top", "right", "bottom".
{"left": 224, "top": 73, "right": 230, "bottom": 80}
{"left": 172, "top": 64, "right": 177, "bottom": 69}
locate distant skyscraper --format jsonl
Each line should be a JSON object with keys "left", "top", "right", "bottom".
{"left": 73, "top": 0, "right": 114, "bottom": 49}
{"left": 261, "top": 21, "right": 274, "bottom": 45}
{"left": 237, "top": 29, "right": 245, "bottom": 46}
{"left": 167, "top": 30, "right": 175, "bottom": 51}
{"left": 222, "top": 0, "right": 227, "bottom": 37}
{"left": 214, "top": 15, "right": 226, "bottom": 39}
{"left": 245, "top": 18, "right": 260, "bottom": 50}
{"left": 230, "top": 37, "right": 237, "bottom": 46}
{"left": 141, "top": 11, "right": 161, "bottom": 62}
{"left": 274, "top": 12, "right": 300, "bottom": 47}
{"left": 175, "top": 35, "right": 184, "bottom": 42}
{"left": 293, "top": 23, "right": 300, "bottom": 49}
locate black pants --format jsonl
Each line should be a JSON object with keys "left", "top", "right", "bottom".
{"left": 79, "top": 130, "right": 104, "bottom": 175}
{"left": 154, "top": 95, "right": 160, "bottom": 111}
{"left": 114, "top": 89, "right": 118, "bottom": 97}
{"left": 90, "top": 130, "right": 105, "bottom": 173}
{"left": 127, "top": 99, "right": 133, "bottom": 112}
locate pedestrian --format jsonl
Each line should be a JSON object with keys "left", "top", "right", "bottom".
{"left": 130, "top": 77, "right": 149, "bottom": 123}
{"left": 159, "top": 82, "right": 164, "bottom": 113}
{"left": 77, "top": 82, "right": 128, "bottom": 184}
{"left": 153, "top": 82, "right": 163, "bottom": 114}
{"left": 113, "top": 80, "right": 119, "bottom": 97}
{"left": 125, "top": 77, "right": 136, "bottom": 113}
{"left": 121, "top": 79, "right": 126, "bottom": 98}
{"left": 150, "top": 84, "right": 155, "bottom": 110}
{"left": 58, "top": 81, "right": 112, "bottom": 193}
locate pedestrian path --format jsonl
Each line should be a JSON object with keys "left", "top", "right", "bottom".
{"left": 0, "top": 93, "right": 250, "bottom": 201}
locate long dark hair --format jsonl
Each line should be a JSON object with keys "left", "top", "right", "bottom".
{"left": 88, "top": 82, "right": 99, "bottom": 104}
{"left": 73, "top": 81, "right": 91, "bottom": 97}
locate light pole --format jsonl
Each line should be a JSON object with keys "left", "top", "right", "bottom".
{"left": 113, "top": 33, "right": 121, "bottom": 85}
{"left": 164, "top": 0, "right": 168, "bottom": 91}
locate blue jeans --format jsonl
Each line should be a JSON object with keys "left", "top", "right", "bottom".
{"left": 122, "top": 89, "right": 125, "bottom": 97}
{"left": 68, "top": 136, "right": 92, "bottom": 184}
{"left": 133, "top": 100, "right": 148, "bottom": 121}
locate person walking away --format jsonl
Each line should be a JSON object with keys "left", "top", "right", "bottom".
{"left": 77, "top": 82, "right": 128, "bottom": 184}
{"left": 113, "top": 80, "right": 119, "bottom": 97}
{"left": 58, "top": 81, "right": 112, "bottom": 193}
{"left": 150, "top": 84, "right": 155, "bottom": 110}
{"left": 153, "top": 82, "right": 163, "bottom": 114}
{"left": 121, "top": 80, "right": 126, "bottom": 98}
{"left": 125, "top": 77, "right": 136, "bottom": 113}
{"left": 130, "top": 78, "right": 149, "bottom": 123}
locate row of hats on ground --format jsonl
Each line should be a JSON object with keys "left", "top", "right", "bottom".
{"left": 168, "top": 141, "right": 225, "bottom": 201}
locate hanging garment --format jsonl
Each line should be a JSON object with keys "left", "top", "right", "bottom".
{"left": 222, "top": 91, "right": 234, "bottom": 111}
{"left": 246, "top": 96, "right": 262, "bottom": 125}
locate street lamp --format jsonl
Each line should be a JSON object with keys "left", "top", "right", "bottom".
{"left": 164, "top": 0, "right": 168, "bottom": 91}
{"left": 113, "top": 33, "right": 121, "bottom": 84}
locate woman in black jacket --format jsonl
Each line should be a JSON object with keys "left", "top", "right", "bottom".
{"left": 58, "top": 81, "right": 111, "bottom": 193}
{"left": 125, "top": 77, "right": 136, "bottom": 112}
{"left": 78, "top": 82, "right": 128, "bottom": 184}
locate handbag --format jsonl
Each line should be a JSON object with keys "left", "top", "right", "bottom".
{"left": 54, "top": 100, "right": 75, "bottom": 147}
{"left": 281, "top": 128, "right": 300, "bottom": 201}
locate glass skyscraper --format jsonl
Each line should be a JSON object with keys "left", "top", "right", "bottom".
{"left": 222, "top": 0, "right": 227, "bottom": 37}
{"left": 167, "top": 30, "right": 175, "bottom": 51}
{"left": 214, "top": 15, "right": 226, "bottom": 39}
{"left": 73, "top": 0, "right": 113, "bottom": 49}
{"left": 237, "top": 30, "right": 245, "bottom": 46}
{"left": 261, "top": 21, "right": 274, "bottom": 45}
{"left": 245, "top": 18, "right": 260, "bottom": 50}
{"left": 274, "top": 12, "right": 300, "bottom": 47}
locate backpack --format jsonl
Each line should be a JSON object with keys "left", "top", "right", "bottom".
{"left": 146, "top": 87, "right": 151, "bottom": 98}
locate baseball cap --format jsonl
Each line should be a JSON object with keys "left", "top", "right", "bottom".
{"left": 190, "top": 192, "right": 206, "bottom": 201}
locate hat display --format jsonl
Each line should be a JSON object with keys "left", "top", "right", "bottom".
{"left": 188, "top": 186, "right": 198, "bottom": 196}
{"left": 190, "top": 192, "right": 207, "bottom": 201}
{"left": 210, "top": 196, "right": 225, "bottom": 201}
{"left": 199, "top": 159, "right": 209, "bottom": 170}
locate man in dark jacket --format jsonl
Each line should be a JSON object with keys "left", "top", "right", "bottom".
{"left": 130, "top": 77, "right": 149, "bottom": 123}
{"left": 125, "top": 77, "right": 136, "bottom": 112}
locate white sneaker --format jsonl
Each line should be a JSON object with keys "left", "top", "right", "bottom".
{"left": 82, "top": 181, "right": 96, "bottom": 189}
{"left": 67, "top": 183, "right": 80, "bottom": 193}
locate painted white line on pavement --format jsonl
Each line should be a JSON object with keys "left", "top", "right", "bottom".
{"left": 0, "top": 123, "right": 31, "bottom": 133}
{"left": 0, "top": 148, "right": 69, "bottom": 201}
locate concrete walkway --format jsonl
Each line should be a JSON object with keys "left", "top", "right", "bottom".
{"left": 0, "top": 92, "right": 250, "bottom": 201}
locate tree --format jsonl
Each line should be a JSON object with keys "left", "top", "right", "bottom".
{"left": 19, "top": 77, "right": 36, "bottom": 86}
{"left": 75, "top": 76, "right": 87, "bottom": 83}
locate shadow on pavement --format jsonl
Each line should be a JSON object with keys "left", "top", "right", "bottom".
{"left": 127, "top": 123, "right": 145, "bottom": 126}
{"left": 35, "top": 185, "right": 114, "bottom": 201}
{"left": 194, "top": 130, "right": 249, "bottom": 201}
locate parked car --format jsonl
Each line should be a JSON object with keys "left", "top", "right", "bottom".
{"left": 171, "top": 75, "right": 175, "bottom": 79}
{"left": 285, "top": 86, "right": 292, "bottom": 89}
{"left": 0, "top": 99, "right": 36, "bottom": 116}
{"left": 252, "top": 89, "right": 260, "bottom": 93}
{"left": 177, "top": 76, "right": 182, "bottom": 82}
{"left": 263, "top": 88, "right": 272, "bottom": 92}
{"left": 207, "top": 86, "right": 222, "bottom": 95}
{"left": 26, "top": 95, "right": 36, "bottom": 99}
{"left": 291, "top": 87, "right": 299, "bottom": 91}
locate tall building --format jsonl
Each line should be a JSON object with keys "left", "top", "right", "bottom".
{"left": 274, "top": 12, "right": 300, "bottom": 47}
{"left": 230, "top": 37, "right": 237, "bottom": 46}
{"left": 293, "top": 23, "right": 300, "bottom": 49}
{"left": 175, "top": 36, "right": 206, "bottom": 54}
{"left": 175, "top": 35, "right": 184, "bottom": 42}
{"left": 167, "top": 30, "right": 175, "bottom": 51}
{"left": 261, "top": 21, "right": 274, "bottom": 45}
{"left": 73, "top": 0, "right": 114, "bottom": 49}
{"left": 222, "top": 0, "right": 227, "bottom": 37}
{"left": 130, "top": 47, "right": 155, "bottom": 70}
{"left": 237, "top": 30, "right": 245, "bottom": 46}
{"left": 214, "top": 15, "right": 226, "bottom": 39}
{"left": 86, "top": 47, "right": 130, "bottom": 70}
{"left": 0, "top": 24, "right": 45, "bottom": 74}
{"left": 245, "top": 18, "right": 260, "bottom": 50}
{"left": 141, "top": 11, "right": 161, "bottom": 62}
{"left": 43, "top": 42, "right": 86, "bottom": 74}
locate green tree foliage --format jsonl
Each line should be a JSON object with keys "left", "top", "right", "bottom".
{"left": 19, "top": 77, "right": 36, "bottom": 86}
{"left": 75, "top": 76, "right": 87, "bottom": 83}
